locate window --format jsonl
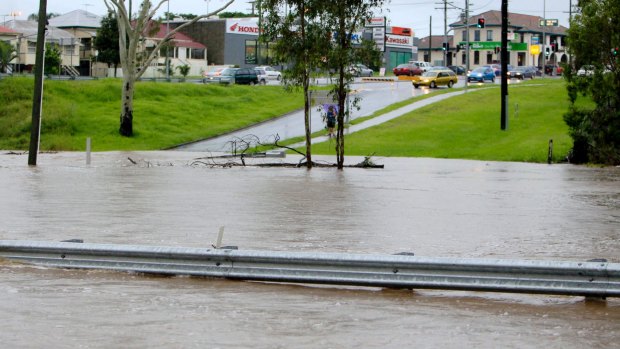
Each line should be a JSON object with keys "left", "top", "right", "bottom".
{"left": 486, "top": 52, "right": 493, "bottom": 64}
{"left": 64, "top": 45, "right": 75, "bottom": 55}
{"left": 28, "top": 41, "right": 36, "bottom": 54}
{"left": 462, "top": 30, "right": 467, "bottom": 42}
{"left": 518, "top": 52, "right": 525, "bottom": 66}
{"left": 474, "top": 30, "right": 480, "bottom": 42}
{"left": 486, "top": 30, "right": 493, "bottom": 41}
{"left": 461, "top": 53, "right": 466, "bottom": 65}
{"left": 245, "top": 40, "right": 257, "bottom": 64}
{"left": 474, "top": 51, "right": 480, "bottom": 65}
{"left": 191, "top": 48, "right": 205, "bottom": 60}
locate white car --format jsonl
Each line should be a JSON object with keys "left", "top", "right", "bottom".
{"left": 253, "top": 68, "right": 268, "bottom": 85}
{"left": 577, "top": 65, "right": 594, "bottom": 77}
{"left": 256, "top": 66, "right": 282, "bottom": 81}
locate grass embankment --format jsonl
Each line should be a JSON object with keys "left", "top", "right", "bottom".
{"left": 311, "top": 79, "right": 580, "bottom": 163}
{"left": 0, "top": 77, "right": 303, "bottom": 151}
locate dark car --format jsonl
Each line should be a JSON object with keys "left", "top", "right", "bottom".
{"left": 219, "top": 67, "right": 259, "bottom": 85}
{"left": 507, "top": 66, "right": 535, "bottom": 80}
{"left": 448, "top": 65, "right": 466, "bottom": 75}
{"left": 393, "top": 63, "right": 423, "bottom": 76}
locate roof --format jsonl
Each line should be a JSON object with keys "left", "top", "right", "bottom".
{"left": 3, "top": 20, "right": 77, "bottom": 44}
{"left": 418, "top": 35, "right": 454, "bottom": 49}
{"left": 148, "top": 23, "right": 206, "bottom": 49}
{"left": 450, "top": 10, "right": 568, "bottom": 35}
{"left": 48, "top": 10, "right": 103, "bottom": 29}
{"left": 0, "top": 25, "right": 19, "bottom": 35}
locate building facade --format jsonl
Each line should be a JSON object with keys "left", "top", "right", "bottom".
{"left": 448, "top": 10, "right": 568, "bottom": 70}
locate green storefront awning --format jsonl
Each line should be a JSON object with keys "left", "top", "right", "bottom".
{"left": 458, "top": 42, "right": 528, "bottom": 51}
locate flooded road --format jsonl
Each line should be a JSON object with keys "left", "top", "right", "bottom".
{"left": 1, "top": 151, "right": 619, "bottom": 348}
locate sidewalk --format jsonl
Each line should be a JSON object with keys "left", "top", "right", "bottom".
{"left": 290, "top": 89, "right": 478, "bottom": 148}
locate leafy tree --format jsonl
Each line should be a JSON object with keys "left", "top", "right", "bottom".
{"left": 321, "top": 0, "right": 385, "bottom": 169}
{"left": 44, "top": 43, "right": 61, "bottom": 75}
{"left": 262, "top": 0, "right": 333, "bottom": 168}
{"left": 218, "top": 11, "right": 255, "bottom": 18}
{"left": 0, "top": 41, "right": 17, "bottom": 73}
{"left": 27, "top": 13, "right": 60, "bottom": 21}
{"left": 94, "top": 12, "right": 121, "bottom": 76}
{"left": 564, "top": 0, "right": 619, "bottom": 165}
{"left": 103, "top": 0, "right": 234, "bottom": 137}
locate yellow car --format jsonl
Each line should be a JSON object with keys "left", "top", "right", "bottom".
{"left": 412, "top": 69, "right": 458, "bottom": 88}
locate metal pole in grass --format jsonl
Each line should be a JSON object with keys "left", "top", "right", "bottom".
{"left": 86, "top": 138, "right": 91, "bottom": 165}
{"left": 28, "top": 0, "right": 48, "bottom": 166}
{"left": 500, "top": 0, "right": 508, "bottom": 130}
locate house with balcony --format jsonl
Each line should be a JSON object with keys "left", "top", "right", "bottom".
{"left": 48, "top": 9, "right": 103, "bottom": 77}
{"left": 3, "top": 20, "right": 81, "bottom": 75}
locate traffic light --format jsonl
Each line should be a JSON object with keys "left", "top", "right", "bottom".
{"left": 494, "top": 46, "right": 500, "bottom": 54}
{"left": 456, "top": 44, "right": 461, "bottom": 53}
{"left": 442, "top": 42, "right": 449, "bottom": 51}
{"left": 477, "top": 18, "right": 485, "bottom": 28}
{"left": 612, "top": 47, "right": 619, "bottom": 56}
{"left": 545, "top": 47, "right": 550, "bottom": 58}
{"left": 550, "top": 43, "right": 556, "bottom": 52}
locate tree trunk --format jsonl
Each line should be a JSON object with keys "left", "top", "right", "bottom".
{"left": 303, "top": 71, "right": 312, "bottom": 169}
{"left": 119, "top": 75, "right": 135, "bottom": 136}
{"left": 336, "top": 68, "right": 346, "bottom": 169}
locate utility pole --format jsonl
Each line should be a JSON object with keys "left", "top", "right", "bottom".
{"left": 442, "top": 0, "right": 448, "bottom": 66}
{"left": 500, "top": 0, "right": 508, "bottom": 130}
{"left": 428, "top": 16, "right": 432, "bottom": 63}
{"left": 542, "top": 0, "right": 546, "bottom": 77}
{"left": 568, "top": 0, "right": 572, "bottom": 69}
{"left": 465, "top": 0, "right": 470, "bottom": 92}
{"left": 28, "top": 0, "right": 47, "bottom": 166}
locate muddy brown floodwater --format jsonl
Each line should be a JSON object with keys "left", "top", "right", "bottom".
{"left": 1, "top": 151, "right": 619, "bottom": 348}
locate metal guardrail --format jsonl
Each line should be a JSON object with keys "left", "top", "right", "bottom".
{"left": 0, "top": 240, "right": 618, "bottom": 298}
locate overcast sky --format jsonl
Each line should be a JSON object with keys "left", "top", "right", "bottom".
{"left": 2, "top": 0, "right": 572, "bottom": 38}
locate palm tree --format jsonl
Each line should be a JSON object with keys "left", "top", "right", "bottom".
{"left": 0, "top": 41, "right": 17, "bottom": 73}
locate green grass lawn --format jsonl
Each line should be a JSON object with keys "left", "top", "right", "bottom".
{"left": 1, "top": 76, "right": 580, "bottom": 163}
{"left": 0, "top": 77, "right": 303, "bottom": 151}
{"left": 310, "top": 79, "right": 579, "bottom": 163}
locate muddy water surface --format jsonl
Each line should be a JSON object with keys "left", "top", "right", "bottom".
{"left": 1, "top": 152, "right": 618, "bottom": 348}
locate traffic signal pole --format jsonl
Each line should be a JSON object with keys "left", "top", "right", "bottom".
{"left": 500, "top": 0, "right": 508, "bottom": 130}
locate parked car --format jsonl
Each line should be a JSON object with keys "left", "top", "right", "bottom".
{"left": 507, "top": 66, "right": 535, "bottom": 80}
{"left": 527, "top": 65, "right": 542, "bottom": 76}
{"left": 203, "top": 67, "right": 227, "bottom": 83}
{"left": 544, "top": 64, "right": 563, "bottom": 75}
{"left": 448, "top": 65, "right": 466, "bottom": 75}
{"left": 484, "top": 64, "right": 501, "bottom": 76}
{"left": 349, "top": 64, "right": 373, "bottom": 77}
{"left": 409, "top": 60, "right": 432, "bottom": 72}
{"left": 219, "top": 67, "right": 259, "bottom": 85}
{"left": 412, "top": 69, "right": 458, "bottom": 89}
{"left": 496, "top": 64, "right": 514, "bottom": 77}
{"left": 393, "top": 63, "right": 423, "bottom": 76}
{"left": 467, "top": 67, "right": 495, "bottom": 82}
{"left": 254, "top": 67, "right": 268, "bottom": 85}
{"left": 577, "top": 65, "right": 595, "bottom": 77}
{"left": 256, "top": 65, "right": 282, "bottom": 80}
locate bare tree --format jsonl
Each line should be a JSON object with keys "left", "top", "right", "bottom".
{"left": 103, "top": 0, "right": 234, "bottom": 137}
